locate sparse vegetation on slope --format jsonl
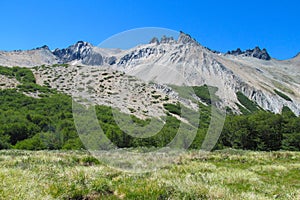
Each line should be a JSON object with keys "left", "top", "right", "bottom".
{"left": 0, "top": 66, "right": 35, "bottom": 83}
{"left": 274, "top": 89, "right": 293, "bottom": 102}
{"left": 236, "top": 91, "right": 261, "bottom": 113}
{"left": 169, "top": 84, "right": 219, "bottom": 105}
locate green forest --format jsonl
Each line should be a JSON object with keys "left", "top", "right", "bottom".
{"left": 0, "top": 66, "right": 299, "bottom": 151}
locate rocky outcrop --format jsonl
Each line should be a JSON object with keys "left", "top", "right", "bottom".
{"left": 53, "top": 41, "right": 118, "bottom": 66}
{"left": 237, "top": 83, "right": 300, "bottom": 116}
{"left": 149, "top": 37, "right": 159, "bottom": 45}
{"left": 117, "top": 47, "right": 166, "bottom": 66}
{"left": 0, "top": 75, "right": 20, "bottom": 89}
{"left": 53, "top": 41, "right": 104, "bottom": 65}
{"left": 34, "top": 45, "right": 51, "bottom": 51}
{"left": 227, "top": 47, "right": 271, "bottom": 60}
{"left": 227, "top": 48, "right": 243, "bottom": 56}
{"left": 291, "top": 52, "right": 300, "bottom": 61}
{"left": 177, "top": 31, "right": 199, "bottom": 45}
{"left": 160, "top": 35, "right": 175, "bottom": 44}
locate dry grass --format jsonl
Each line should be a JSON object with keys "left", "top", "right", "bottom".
{"left": 0, "top": 149, "right": 299, "bottom": 199}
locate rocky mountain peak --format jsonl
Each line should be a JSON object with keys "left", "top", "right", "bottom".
{"left": 52, "top": 41, "right": 119, "bottom": 66}
{"left": 227, "top": 48, "right": 243, "bottom": 56}
{"left": 160, "top": 35, "right": 175, "bottom": 44}
{"left": 227, "top": 46, "right": 271, "bottom": 60}
{"left": 290, "top": 52, "right": 300, "bottom": 63}
{"left": 73, "top": 41, "right": 92, "bottom": 49}
{"left": 52, "top": 41, "right": 94, "bottom": 63}
{"left": 292, "top": 52, "right": 300, "bottom": 59}
{"left": 178, "top": 31, "right": 198, "bottom": 45}
{"left": 149, "top": 37, "right": 160, "bottom": 45}
{"left": 252, "top": 47, "right": 271, "bottom": 60}
{"left": 35, "top": 45, "right": 50, "bottom": 51}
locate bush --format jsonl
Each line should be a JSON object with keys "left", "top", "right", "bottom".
{"left": 0, "top": 66, "right": 35, "bottom": 83}
{"left": 14, "top": 134, "right": 46, "bottom": 150}
{"left": 62, "top": 138, "right": 85, "bottom": 150}
{"left": 17, "top": 83, "right": 54, "bottom": 93}
{"left": 163, "top": 103, "right": 181, "bottom": 116}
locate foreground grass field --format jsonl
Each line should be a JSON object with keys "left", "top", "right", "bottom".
{"left": 0, "top": 150, "right": 299, "bottom": 199}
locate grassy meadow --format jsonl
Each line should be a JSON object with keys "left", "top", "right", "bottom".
{"left": 0, "top": 149, "right": 299, "bottom": 200}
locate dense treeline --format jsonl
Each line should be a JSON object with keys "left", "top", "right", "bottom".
{"left": 0, "top": 89, "right": 206, "bottom": 150}
{"left": 0, "top": 66, "right": 83, "bottom": 150}
{"left": 0, "top": 89, "right": 83, "bottom": 150}
{"left": 217, "top": 108, "right": 300, "bottom": 151}
{"left": 1, "top": 88, "right": 297, "bottom": 151}
{"left": 0, "top": 66, "right": 299, "bottom": 151}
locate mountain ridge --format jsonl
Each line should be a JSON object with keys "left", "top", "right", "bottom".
{"left": 226, "top": 47, "right": 271, "bottom": 60}
{"left": 0, "top": 32, "right": 299, "bottom": 116}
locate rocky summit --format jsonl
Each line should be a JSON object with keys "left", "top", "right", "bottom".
{"left": 226, "top": 47, "right": 271, "bottom": 60}
{"left": 0, "top": 31, "right": 299, "bottom": 116}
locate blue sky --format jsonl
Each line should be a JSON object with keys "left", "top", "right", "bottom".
{"left": 0, "top": 0, "right": 299, "bottom": 59}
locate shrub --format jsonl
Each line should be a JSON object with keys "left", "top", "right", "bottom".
{"left": 163, "top": 103, "right": 181, "bottom": 116}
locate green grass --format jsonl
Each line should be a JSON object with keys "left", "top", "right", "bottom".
{"left": 0, "top": 150, "right": 299, "bottom": 199}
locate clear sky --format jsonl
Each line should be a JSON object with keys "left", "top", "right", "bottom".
{"left": 0, "top": 0, "right": 299, "bottom": 60}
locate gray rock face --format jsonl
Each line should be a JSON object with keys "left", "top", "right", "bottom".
{"left": 291, "top": 52, "right": 300, "bottom": 61}
{"left": 53, "top": 41, "right": 118, "bottom": 65}
{"left": 117, "top": 47, "right": 163, "bottom": 65}
{"left": 160, "top": 35, "right": 175, "bottom": 44}
{"left": 35, "top": 45, "right": 51, "bottom": 51}
{"left": 53, "top": 41, "right": 103, "bottom": 65}
{"left": 227, "top": 46, "right": 271, "bottom": 60}
{"left": 177, "top": 31, "right": 198, "bottom": 45}
{"left": 149, "top": 37, "right": 159, "bottom": 45}
{"left": 105, "top": 56, "right": 117, "bottom": 65}
{"left": 108, "top": 34, "right": 299, "bottom": 116}
{"left": 227, "top": 48, "right": 243, "bottom": 56}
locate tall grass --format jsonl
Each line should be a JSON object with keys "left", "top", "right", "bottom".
{"left": 0, "top": 150, "right": 299, "bottom": 199}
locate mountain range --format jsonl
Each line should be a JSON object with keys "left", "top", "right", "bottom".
{"left": 0, "top": 32, "right": 299, "bottom": 116}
